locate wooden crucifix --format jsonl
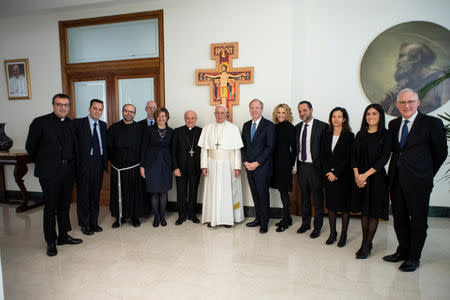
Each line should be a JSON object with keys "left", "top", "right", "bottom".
{"left": 195, "top": 42, "right": 254, "bottom": 121}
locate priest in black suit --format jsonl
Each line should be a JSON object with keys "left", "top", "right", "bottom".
{"left": 73, "top": 99, "right": 108, "bottom": 236}
{"left": 383, "top": 88, "right": 447, "bottom": 272}
{"left": 25, "top": 93, "right": 82, "bottom": 256}
{"left": 242, "top": 99, "right": 276, "bottom": 234}
{"left": 171, "top": 110, "right": 202, "bottom": 225}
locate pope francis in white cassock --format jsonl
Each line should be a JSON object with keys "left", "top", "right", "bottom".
{"left": 198, "top": 105, "right": 245, "bottom": 227}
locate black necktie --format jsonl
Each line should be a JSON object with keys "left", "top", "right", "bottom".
{"left": 92, "top": 122, "right": 101, "bottom": 157}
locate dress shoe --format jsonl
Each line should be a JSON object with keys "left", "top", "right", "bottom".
{"left": 190, "top": 216, "right": 200, "bottom": 224}
{"left": 356, "top": 244, "right": 372, "bottom": 259}
{"left": 356, "top": 242, "right": 372, "bottom": 257}
{"left": 120, "top": 217, "right": 126, "bottom": 224}
{"left": 175, "top": 218, "right": 184, "bottom": 226}
{"left": 46, "top": 242, "right": 58, "bottom": 257}
{"left": 153, "top": 216, "right": 160, "bottom": 227}
{"left": 275, "top": 220, "right": 283, "bottom": 227}
{"left": 112, "top": 219, "right": 120, "bottom": 229}
{"left": 91, "top": 225, "right": 103, "bottom": 232}
{"left": 383, "top": 251, "right": 407, "bottom": 263}
{"left": 81, "top": 226, "right": 93, "bottom": 236}
{"left": 207, "top": 223, "right": 212, "bottom": 227}
{"left": 57, "top": 234, "right": 83, "bottom": 245}
{"left": 296, "top": 224, "right": 311, "bottom": 234}
{"left": 224, "top": 225, "right": 232, "bottom": 228}
{"left": 399, "top": 260, "right": 420, "bottom": 272}
{"left": 337, "top": 233, "right": 347, "bottom": 248}
{"left": 160, "top": 217, "right": 167, "bottom": 227}
{"left": 246, "top": 220, "right": 261, "bottom": 227}
{"left": 259, "top": 225, "right": 268, "bottom": 234}
{"left": 276, "top": 225, "right": 286, "bottom": 232}
{"left": 131, "top": 218, "right": 141, "bottom": 227}
{"left": 325, "top": 232, "right": 337, "bottom": 245}
{"left": 309, "top": 228, "right": 321, "bottom": 239}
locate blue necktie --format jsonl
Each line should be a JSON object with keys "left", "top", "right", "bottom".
{"left": 250, "top": 122, "right": 257, "bottom": 142}
{"left": 399, "top": 120, "right": 409, "bottom": 148}
{"left": 92, "top": 122, "right": 101, "bottom": 157}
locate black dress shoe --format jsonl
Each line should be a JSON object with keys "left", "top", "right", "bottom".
{"left": 175, "top": 218, "right": 184, "bottom": 225}
{"left": 153, "top": 216, "right": 160, "bottom": 227}
{"left": 246, "top": 220, "right": 261, "bottom": 227}
{"left": 309, "top": 228, "right": 321, "bottom": 239}
{"left": 399, "top": 260, "right": 420, "bottom": 272}
{"left": 207, "top": 223, "right": 212, "bottom": 227}
{"left": 356, "top": 244, "right": 372, "bottom": 259}
{"left": 112, "top": 219, "right": 120, "bottom": 229}
{"left": 325, "top": 232, "right": 337, "bottom": 245}
{"left": 190, "top": 217, "right": 200, "bottom": 224}
{"left": 259, "top": 226, "right": 268, "bottom": 234}
{"left": 275, "top": 220, "right": 283, "bottom": 227}
{"left": 383, "top": 251, "right": 408, "bottom": 262}
{"left": 356, "top": 243, "right": 372, "bottom": 257}
{"left": 296, "top": 224, "right": 311, "bottom": 234}
{"left": 160, "top": 217, "right": 167, "bottom": 227}
{"left": 81, "top": 226, "right": 93, "bottom": 236}
{"left": 47, "top": 242, "right": 58, "bottom": 257}
{"left": 57, "top": 235, "right": 83, "bottom": 245}
{"left": 131, "top": 218, "right": 141, "bottom": 227}
{"left": 120, "top": 217, "right": 126, "bottom": 224}
{"left": 91, "top": 225, "right": 103, "bottom": 232}
{"left": 276, "top": 225, "right": 286, "bottom": 232}
{"left": 224, "top": 225, "right": 232, "bottom": 228}
{"left": 337, "top": 233, "right": 347, "bottom": 248}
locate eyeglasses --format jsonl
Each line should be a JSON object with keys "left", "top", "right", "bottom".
{"left": 123, "top": 110, "right": 136, "bottom": 114}
{"left": 215, "top": 112, "right": 227, "bottom": 115}
{"left": 54, "top": 103, "right": 70, "bottom": 108}
{"left": 398, "top": 100, "right": 417, "bottom": 106}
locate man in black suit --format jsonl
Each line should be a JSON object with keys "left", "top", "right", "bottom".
{"left": 242, "top": 99, "right": 275, "bottom": 234}
{"left": 295, "top": 101, "right": 328, "bottom": 238}
{"left": 26, "top": 93, "right": 82, "bottom": 256}
{"left": 73, "top": 99, "right": 108, "bottom": 236}
{"left": 383, "top": 88, "right": 447, "bottom": 272}
{"left": 171, "top": 110, "right": 202, "bottom": 225}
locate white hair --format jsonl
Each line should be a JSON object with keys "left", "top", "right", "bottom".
{"left": 215, "top": 104, "right": 228, "bottom": 113}
{"left": 397, "top": 88, "right": 418, "bottom": 102}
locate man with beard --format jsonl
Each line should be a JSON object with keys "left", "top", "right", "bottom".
{"left": 380, "top": 42, "right": 449, "bottom": 116}
{"left": 108, "top": 104, "right": 145, "bottom": 228}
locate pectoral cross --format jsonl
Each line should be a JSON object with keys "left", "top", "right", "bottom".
{"left": 215, "top": 142, "right": 220, "bottom": 149}
{"left": 189, "top": 149, "right": 194, "bottom": 157}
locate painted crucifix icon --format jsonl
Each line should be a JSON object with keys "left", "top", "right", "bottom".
{"left": 195, "top": 42, "right": 254, "bottom": 121}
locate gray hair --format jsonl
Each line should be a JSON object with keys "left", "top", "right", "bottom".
{"left": 249, "top": 98, "right": 264, "bottom": 108}
{"left": 397, "top": 88, "right": 419, "bottom": 102}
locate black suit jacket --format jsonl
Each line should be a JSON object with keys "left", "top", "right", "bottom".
{"left": 321, "top": 130, "right": 355, "bottom": 179}
{"left": 295, "top": 119, "right": 328, "bottom": 166}
{"left": 25, "top": 113, "right": 76, "bottom": 179}
{"left": 388, "top": 112, "right": 447, "bottom": 188}
{"left": 241, "top": 117, "right": 275, "bottom": 173}
{"left": 73, "top": 117, "right": 108, "bottom": 177}
{"left": 171, "top": 125, "right": 202, "bottom": 173}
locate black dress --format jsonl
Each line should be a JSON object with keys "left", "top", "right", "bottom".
{"left": 141, "top": 125, "right": 174, "bottom": 193}
{"left": 270, "top": 121, "right": 297, "bottom": 192}
{"left": 321, "top": 130, "right": 354, "bottom": 212}
{"left": 351, "top": 130, "right": 391, "bottom": 219}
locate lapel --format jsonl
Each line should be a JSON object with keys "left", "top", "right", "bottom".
{"left": 251, "top": 117, "right": 264, "bottom": 143}
{"left": 84, "top": 117, "right": 92, "bottom": 138}
{"left": 402, "top": 112, "right": 423, "bottom": 149}
{"left": 331, "top": 131, "right": 344, "bottom": 155}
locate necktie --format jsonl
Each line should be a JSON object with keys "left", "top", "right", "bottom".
{"left": 399, "top": 119, "right": 409, "bottom": 148}
{"left": 149, "top": 120, "right": 154, "bottom": 126}
{"left": 301, "top": 124, "right": 308, "bottom": 161}
{"left": 250, "top": 122, "right": 257, "bottom": 142}
{"left": 92, "top": 122, "right": 101, "bottom": 157}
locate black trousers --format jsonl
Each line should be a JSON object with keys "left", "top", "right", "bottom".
{"left": 175, "top": 164, "right": 200, "bottom": 218}
{"left": 39, "top": 163, "right": 75, "bottom": 243}
{"left": 247, "top": 168, "right": 271, "bottom": 227}
{"left": 77, "top": 158, "right": 103, "bottom": 227}
{"left": 297, "top": 162, "right": 324, "bottom": 229}
{"left": 390, "top": 171, "right": 432, "bottom": 260}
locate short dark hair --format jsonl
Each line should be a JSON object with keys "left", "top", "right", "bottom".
{"left": 52, "top": 93, "right": 71, "bottom": 105}
{"left": 298, "top": 100, "right": 312, "bottom": 109}
{"left": 122, "top": 104, "right": 136, "bottom": 112}
{"left": 90, "top": 99, "right": 104, "bottom": 107}
{"left": 327, "top": 107, "right": 351, "bottom": 133}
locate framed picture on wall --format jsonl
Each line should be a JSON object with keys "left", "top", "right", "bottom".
{"left": 4, "top": 58, "right": 32, "bottom": 100}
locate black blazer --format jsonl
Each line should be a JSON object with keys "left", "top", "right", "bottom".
{"left": 388, "top": 112, "right": 447, "bottom": 188}
{"left": 171, "top": 125, "right": 202, "bottom": 173}
{"left": 241, "top": 117, "right": 276, "bottom": 172}
{"left": 25, "top": 113, "right": 76, "bottom": 179}
{"left": 321, "top": 130, "right": 355, "bottom": 179}
{"left": 295, "top": 119, "right": 328, "bottom": 166}
{"left": 72, "top": 117, "right": 108, "bottom": 177}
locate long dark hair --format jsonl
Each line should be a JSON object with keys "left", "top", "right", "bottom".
{"left": 328, "top": 107, "right": 351, "bottom": 133}
{"left": 359, "top": 103, "right": 386, "bottom": 137}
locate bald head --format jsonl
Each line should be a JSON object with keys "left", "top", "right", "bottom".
{"left": 184, "top": 110, "right": 197, "bottom": 128}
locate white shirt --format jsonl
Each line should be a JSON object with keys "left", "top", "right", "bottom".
{"left": 251, "top": 116, "right": 262, "bottom": 131}
{"left": 298, "top": 118, "right": 314, "bottom": 163}
{"left": 88, "top": 115, "right": 103, "bottom": 155}
{"left": 331, "top": 135, "right": 339, "bottom": 152}
{"left": 398, "top": 111, "right": 418, "bottom": 142}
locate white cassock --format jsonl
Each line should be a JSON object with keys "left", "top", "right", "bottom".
{"left": 198, "top": 120, "right": 244, "bottom": 226}
{"left": 9, "top": 75, "right": 28, "bottom": 97}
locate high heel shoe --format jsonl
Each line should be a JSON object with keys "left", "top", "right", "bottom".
{"left": 153, "top": 216, "right": 160, "bottom": 227}
{"left": 337, "top": 233, "right": 347, "bottom": 248}
{"left": 160, "top": 217, "right": 167, "bottom": 227}
{"left": 325, "top": 232, "right": 337, "bottom": 245}
{"left": 356, "top": 243, "right": 372, "bottom": 259}
{"left": 356, "top": 242, "right": 372, "bottom": 256}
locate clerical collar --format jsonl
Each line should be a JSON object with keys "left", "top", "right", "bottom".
{"left": 188, "top": 127, "right": 193, "bottom": 130}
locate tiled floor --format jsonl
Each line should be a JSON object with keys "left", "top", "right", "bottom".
{"left": 1, "top": 203, "right": 449, "bottom": 300}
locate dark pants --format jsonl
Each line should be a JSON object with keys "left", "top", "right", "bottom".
{"left": 77, "top": 158, "right": 103, "bottom": 227}
{"left": 175, "top": 164, "right": 200, "bottom": 218}
{"left": 390, "top": 171, "right": 431, "bottom": 260}
{"left": 39, "top": 163, "right": 75, "bottom": 243}
{"left": 247, "top": 168, "right": 271, "bottom": 227}
{"left": 297, "top": 162, "right": 324, "bottom": 230}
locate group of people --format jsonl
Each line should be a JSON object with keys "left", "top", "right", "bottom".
{"left": 26, "top": 88, "right": 447, "bottom": 273}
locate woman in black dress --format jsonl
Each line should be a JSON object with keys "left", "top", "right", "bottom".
{"left": 352, "top": 104, "right": 391, "bottom": 259}
{"left": 140, "top": 107, "right": 174, "bottom": 228}
{"left": 270, "top": 104, "right": 297, "bottom": 232}
{"left": 321, "top": 107, "right": 354, "bottom": 247}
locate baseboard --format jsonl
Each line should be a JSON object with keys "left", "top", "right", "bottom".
{"left": 4, "top": 191, "right": 450, "bottom": 218}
